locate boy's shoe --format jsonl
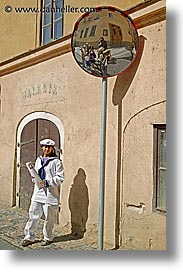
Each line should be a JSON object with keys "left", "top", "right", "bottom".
{"left": 21, "top": 239, "right": 34, "bottom": 247}
{"left": 41, "top": 239, "right": 52, "bottom": 246}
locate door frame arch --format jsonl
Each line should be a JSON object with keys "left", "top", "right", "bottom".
{"left": 16, "top": 111, "right": 64, "bottom": 207}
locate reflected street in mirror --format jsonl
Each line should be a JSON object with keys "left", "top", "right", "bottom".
{"left": 71, "top": 6, "right": 138, "bottom": 78}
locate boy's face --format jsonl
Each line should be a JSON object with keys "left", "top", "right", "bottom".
{"left": 42, "top": 145, "right": 54, "bottom": 157}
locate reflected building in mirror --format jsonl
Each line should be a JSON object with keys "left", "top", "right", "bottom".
{"left": 72, "top": 7, "right": 138, "bottom": 77}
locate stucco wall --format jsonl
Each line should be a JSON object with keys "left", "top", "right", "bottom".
{"left": 120, "top": 21, "right": 166, "bottom": 250}
{"left": 63, "top": 0, "right": 142, "bottom": 34}
{"left": 0, "top": 50, "right": 119, "bottom": 247}
{"left": 0, "top": 0, "right": 39, "bottom": 62}
{"left": 0, "top": 0, "right": 142, "bottom": 62}
{"left": 0, "top": 4, "right": 166, "bottom": 249}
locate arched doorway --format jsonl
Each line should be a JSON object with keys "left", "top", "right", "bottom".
{"left": 16, "top": 112, "right": 64, "bottom": 212}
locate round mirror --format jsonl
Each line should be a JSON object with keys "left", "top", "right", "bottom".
{"left": 71, "top": 6, "right": 139, "bottom": 78}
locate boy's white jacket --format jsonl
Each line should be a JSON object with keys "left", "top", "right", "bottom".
{"left": 31, "top": 156, "right": 64, "bottom": 205}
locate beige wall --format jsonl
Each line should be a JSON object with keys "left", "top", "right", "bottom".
{"left": 0, "top": 0, "right": 166, "bottom": 249}
{"left": 0, "top": 51, "right": 115, "bottom": 240}
{"left": 63, "top": 0, "right": 142, "bottom": 34}
{"left": 0, "top": 0, "right": 142, "bottom": 62}
{"left": 121, "top": 21, "right": 166, "bottom": 249}
{"left": 0, "top": 0, "right": 40, "bottom": 62}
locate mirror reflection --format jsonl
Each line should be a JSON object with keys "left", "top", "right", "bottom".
{"left": 71, "top": 7, "right": 138, "bottom": 78}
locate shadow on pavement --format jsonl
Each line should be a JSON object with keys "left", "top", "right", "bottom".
{"left": 52, "top": 234, "right": 83, "bottom": 243}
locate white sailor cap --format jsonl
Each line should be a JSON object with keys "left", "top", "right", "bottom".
{"left": 40, "top": 138, "right": 55, "bottom": 146}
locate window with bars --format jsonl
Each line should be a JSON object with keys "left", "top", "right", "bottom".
{"left": 41, "top": 0, "right": 63, "bottom": 45}
{"left": 153, "top": 125, "right": 166, "bottom": 214}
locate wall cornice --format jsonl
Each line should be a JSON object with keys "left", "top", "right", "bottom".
{"left": 0, "top": 0, "right": 166, "bottom": 77}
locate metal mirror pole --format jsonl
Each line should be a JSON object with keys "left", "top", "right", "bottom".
{"left": 71, "top": 5, "right": 138, "bottom": 251}
{"left": 98, "top": 77, "right": 107, "bottom": 250}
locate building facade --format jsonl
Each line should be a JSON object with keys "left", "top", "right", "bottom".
{"left": 0, "top": 0, "right": 166, "bottom": 249}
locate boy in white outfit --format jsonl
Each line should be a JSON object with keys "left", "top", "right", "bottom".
{"left": 22, "top": 138, "right": 64, "bottom": 247}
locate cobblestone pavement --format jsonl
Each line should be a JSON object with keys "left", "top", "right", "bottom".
{"left": 0, "top": 206, "right": 99, "bottom": 250}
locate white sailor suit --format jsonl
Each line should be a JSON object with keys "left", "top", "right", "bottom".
{"left": 24, "top": 155, "right": 64, "bottom": 242}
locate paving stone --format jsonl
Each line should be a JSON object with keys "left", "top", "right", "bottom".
{"left": 0, "top": 206, "right": 98, "bottom": 250}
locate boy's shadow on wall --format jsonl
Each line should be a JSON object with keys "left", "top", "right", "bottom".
{"left": 68, "top": 168, "right": 89, "bottom": 238}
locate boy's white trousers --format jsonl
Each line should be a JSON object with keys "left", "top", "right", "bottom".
{"left": 24, "top": 201, "right": 57, "bottom": 241}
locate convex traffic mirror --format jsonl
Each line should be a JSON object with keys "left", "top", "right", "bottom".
{"left": 71, "top": 6, "right": 139, "bottom": 78}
